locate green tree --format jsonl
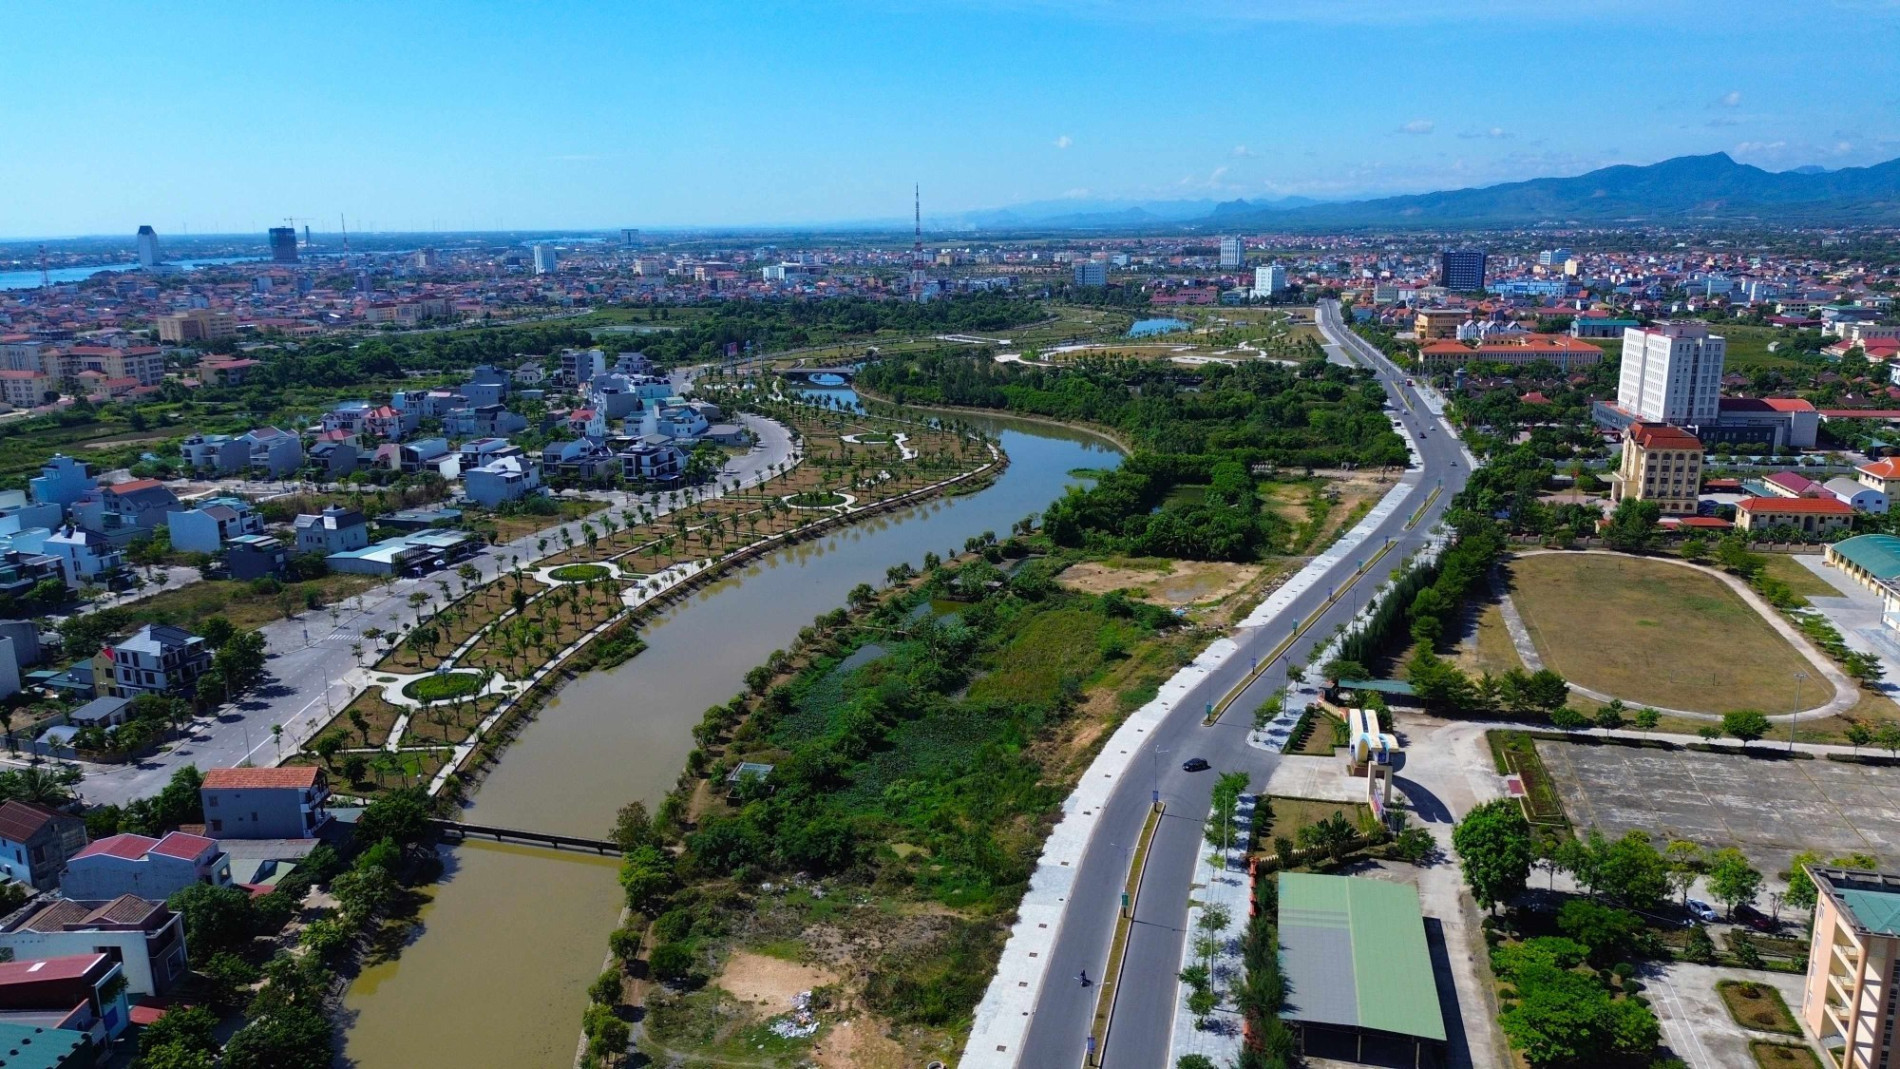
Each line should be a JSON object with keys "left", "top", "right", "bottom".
{"left": 1632, "top": 707, "right": 1660, "bottom": 734}
{"left": 1707, "top": 847, "right": 1763, "bottom": 917}
{"left": 167, "top": 883, "right": 258, "bottom": 963}
{"left": 1722, "top": 710, "right": 1771, "bottom": 748}
{"left": 356, "top": 786, "right": 433, "bottom": 851}
{"left": 1452, "top": 799, "right": 1534, "bottom": 911}
{"left": 221, "top": 1003, "right": 332, "bottom": 1069}
{"left": 1784, "top": 849, "right": 1825, "bottom": 911}
{"left": 1601, "top": 498, "right": 1662, "bottom": 553}
{"left": 1847, "top": 723, "right": 1875, "bottom": 753}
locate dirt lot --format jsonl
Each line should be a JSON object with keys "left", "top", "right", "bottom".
{"left": 716, "top": 950, "right": 838, "bottom": 1011}
{"left": 1057, "top": 558, "right": 1263, "bottom": 607}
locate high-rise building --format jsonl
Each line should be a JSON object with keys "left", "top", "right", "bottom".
{"left": 268, "top": 227, "right": 298, "bottom": 264}
{"left": 1617, "top": 321, "right": 1725, "bottom": 428}
{"left": 1073, "top": 261, "right": 1107, "bottom": 287}
{"left": 1438, "top": 249, "right": 1487, "bottom": 291}
{"left": 532, "top": 244, "right": 558, "bottom": 275}
{"left": 136, "top": 226, "right": 160, "bottom": 269}
{"left": 1254, "top": 265, "right": 1288, "bottom": 296}
{"left": 1538, "top": 248, "right": 1573, "bottom": 268}
{"left": 1219, "top": 236, "right": 1245, "bottom": 270}
{"left": 1801, "top": 867, "right": 1900, "bottom": 1069}
{"left": 620, "top": 228, "right": 641, "bottom": 246}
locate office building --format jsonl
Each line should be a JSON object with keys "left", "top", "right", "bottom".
{"left": 1607, "top": 423, "right": 1703, "bottom": 515}
{"left": 136, "top": 226, "right": 160, "bottom": 269}
{"left": 1438, "top": 249, "right": 1487, "bottom": 291}
{"left": 621, "top": 228, "right": 641, "bottom": 246}
{"left": 268, "top": 227, "right": 298, "bottom": 264}
{"left": 155, "top": 308, "right": 236, "bottom": 344}
{"left": 1801, "top": 867, "right": 1900, "bottom": 1068}
{"left": 1617, "top": 321, "right": 1726, "bottom": 428}
{"left": 1218, "top": 236, "right": 1245, "bottom": 271}
{"left": 1537, "top": 247, "right": 1572, "bottom": 268}
{"left": 1254, "top": 264, "right": 1288, "bottom": 296}
{"left": 1073, "top": 261, "right": 1107, "bottom": 287}
{"left": 532, "top": 244, "right": 558, "bottom": 275}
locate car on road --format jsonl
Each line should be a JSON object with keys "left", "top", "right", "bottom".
{"left": 1687, "top": 899, "right": 1718, "bottom": 922}
{"left": 1181, "top": 757, "right": 1210, "bottom": 772}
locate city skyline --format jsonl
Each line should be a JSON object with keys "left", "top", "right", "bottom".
{"left": 5, "top": 0, "right": 1900, "bottom": 237}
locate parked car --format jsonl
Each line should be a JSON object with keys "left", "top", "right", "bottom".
{"left": 1181, "top": 757, "right": 1210, "bottom": 772}
{"left": 1687, "top": 899, "right": 1719, "bottom": 922}
{"left": 1735, "top": 903, "right": 1779, "bottom": 932}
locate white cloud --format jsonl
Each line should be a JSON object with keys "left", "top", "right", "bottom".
{"left": 1734, "top": 140, "right": 1786, "bottom": 153}
{"left": 1719, "top": 90, "right": 1743, "bottom": 107}
{"left": 1230, "top": 145, "right": 1257, "bottom": 158}
{"left": 1457, "top": 126, "right": 1512, "bottom": 140}
{"left": 1052, "top": 134, "right": 1073, "bottom": 149}
{"left": 1399, "top": 119, "right": 1435, "bottom": 135}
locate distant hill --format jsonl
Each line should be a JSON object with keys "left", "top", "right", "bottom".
{"left": 1212, "top": 153, "right": 1900, "bottom": 228}
{"left": 951, "top": 195, "right": 1321, "bottom": 229}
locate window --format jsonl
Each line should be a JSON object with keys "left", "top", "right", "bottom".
{"left": 208, "top": 819, "right": 221, "bottom": 833}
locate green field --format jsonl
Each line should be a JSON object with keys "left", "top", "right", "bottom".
{"left": 1508, "top": 553, "right": 1815, "bottom": 713}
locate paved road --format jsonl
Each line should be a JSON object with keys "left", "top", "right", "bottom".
{"left": 1014, "top": 300, "right": 1472, "bottom": 1067}
{"left": 68, "top": 409, "right": 797, "bottom": 807}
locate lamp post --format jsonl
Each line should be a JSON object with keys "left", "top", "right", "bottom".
{"left": 1791, "top": 670, "right": 1809, "bottom": 751}
{"left": 1149, "top": 747, "right": 1170, "bottom": 812}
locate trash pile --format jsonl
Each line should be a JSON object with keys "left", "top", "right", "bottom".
{"left": 768, "top": 990, "right": 819, "bottom": 1039}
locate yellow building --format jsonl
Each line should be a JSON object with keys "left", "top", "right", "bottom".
{"left": 1608, "top": 422, "right": 1704, "bottom": 515}
{"left": 1413, "top": 308, "right": 1468, "bottom": 340}
{"left": 1803, "top": 868, "right": 1900, "bottom": 1068}
{"left": 155, "top": 309, "right": 237, "bottom": 344}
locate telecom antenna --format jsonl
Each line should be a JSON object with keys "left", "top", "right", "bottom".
{"left": 910, "top": 185, "right": 925, "bottom": 302}
{"left": 37, "top": 245, "right": 49, "bottom": 289}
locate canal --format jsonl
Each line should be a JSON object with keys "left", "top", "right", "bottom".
{"left": 340, "top": 402, "right": 1122, "bottom": 1067}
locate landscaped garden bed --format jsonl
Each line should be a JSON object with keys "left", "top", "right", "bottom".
{"left": 1719, "top": 978, "right": 1801, "bottom": 1035}
{"left": 401, "top": 672, "right": 485, "bottom": 703}
{"left": 1751, "top": 1040, "right": 1823, "bottom": 1068}
{"left": 549, "top": 563, "right": 612, "bottom": 582}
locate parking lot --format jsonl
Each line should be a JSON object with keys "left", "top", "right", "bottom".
{"left": 1538, "top": 739, "right": 1900, "bottom": 881}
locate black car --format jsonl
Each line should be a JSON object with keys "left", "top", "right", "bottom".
{"left": 1735, "top": 904, "right": 1778, "bottom": 933}
{"left": 1181, "top": 757, "right": 1210, "bottom": 772}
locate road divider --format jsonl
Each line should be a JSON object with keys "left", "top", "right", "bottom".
{"left": 1085, "top": 800, "right": 1164, "bottom": 1067}
{"left": 1406, "top": 484, "right": 1443, "bottom": 530}
{"left": 1204, "top": 535, "right": 1399, "bottom": 725}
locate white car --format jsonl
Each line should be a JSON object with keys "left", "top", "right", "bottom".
{"left": 1687, "top": 899, "right": 1718, "bottom": 922}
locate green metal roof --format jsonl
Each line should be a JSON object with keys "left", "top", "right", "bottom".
{"left": 1840, "top": 887, "right": 1900, "bottom": 936}
{"left": 0, "top": 1022, "right": 88, "bottom": 1068}
{"left": 1338, "top": 679, "right": 1417, "bottom": 696}
{"left": 1830, "top": 534, "right": 1900, "bottom": 580}
{"left": 1277, "top": 872, "right": 1447, "bottom": 1043}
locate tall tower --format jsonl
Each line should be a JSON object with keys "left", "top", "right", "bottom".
{"left": 137, "top": 226, "right": 160, "bottom": 269}
{"left": 909, "top": 185, "right": 927, "bottom": 302}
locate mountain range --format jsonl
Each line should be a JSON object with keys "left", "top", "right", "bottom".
{"left": 967, "top": 154, "right": 1900, "bottom": 231}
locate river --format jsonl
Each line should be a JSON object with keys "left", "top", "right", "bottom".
{"left": 339, "top": 398, "right": 1122, "bottom": 1068}
{"left": 0, "top": 257, "right": 260, "bottom": 290}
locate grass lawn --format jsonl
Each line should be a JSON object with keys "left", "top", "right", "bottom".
{"left": 113, "top": 573, "right": 378, "bottom": 633}
{"left": 548, "top": 563, "right": 611, "bottom": 582}
{"left": 1507, "top": 553, "right": 1814, "bottom": 714}
{"left": 1260, "top": 796, "right": 1372, "bottom": 843}
{"left": 1756, "top": 553, "right": 1838, "bottom": 601}
{"left": 401, "top": 673, "right": 484, "bottom": 702}
{"left": 1751, "top": 1040, "right": 1824, "bottom": 1069}
{"left": 1718, "top": 979, "right": 1801, "bottom": 1035}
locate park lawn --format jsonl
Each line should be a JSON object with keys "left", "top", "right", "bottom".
{"left": 476, "top": 496, "right": 609, "bottom": 544}
{"left": 1719, "top": 979, "right": 1801, "bottom": 1035}
{"left": 321, "top": 690, "right": 408, "bottom": 750}
{"left": 1751, "top": 1041, "right": 1823, "bottom": 1069}
{"left": 1756, "top": 553, "right": 1838, "bottom": 600}
{"left": 964, "top": 605, "right": 1143, "bottom": 707}
{"left": 116, "top": 573, "right": 379, "bottom": 634}
{"left": 1507, "top": 553, "right": 1815, "bottom": 714}
{"left": 1454, "top": 599, "right": 1526, "bottom": 679}
{"left": 1259, "top": 796, "right": 1372, "bottom": 846}
{"left": 1716, "top": 324, "right": 1821, "bottom": 374}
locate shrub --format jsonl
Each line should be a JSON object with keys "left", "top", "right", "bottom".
{"left": 647, "top": 942, "right": 695, "bottom": 982}
{"left": 401, "top": 672, "right": 483, "bottom": 702}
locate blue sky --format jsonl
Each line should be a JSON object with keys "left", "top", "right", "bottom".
{"left": 5, "top": 0, "right": 1899, "bottom": 236}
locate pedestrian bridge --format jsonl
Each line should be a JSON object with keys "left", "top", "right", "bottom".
{"left": 429, "top": 818, "right": 619, "bottom": 854}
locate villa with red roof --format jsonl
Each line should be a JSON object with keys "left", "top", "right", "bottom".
{"left": 1735, "top": 495, "right": 1854, "bottom": 535}
{"left": 200, "top": 767, "right": 331, "bottom": 840}
{"left": 60, "top": 832, "right": 231, "bottom": 903}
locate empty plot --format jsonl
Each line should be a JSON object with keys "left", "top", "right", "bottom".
{"left": 1508, "top": 554, "right": 1812, "bottom": 714}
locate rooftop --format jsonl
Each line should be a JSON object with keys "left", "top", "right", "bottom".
{"left": 1277, "top": 872, "right": 1447, "bottom": 1043}
{"left": 202, "top": 766, "right": 322, "bottom": 791}
{"left": 1738, "top": 496, "right": 1853, "bottom": 515}
{"left": 1815, "top": 868, "right": 1900, "bottom": 937}
{"left": 1829, "top": 534, "right": 1900, "bottom": 579}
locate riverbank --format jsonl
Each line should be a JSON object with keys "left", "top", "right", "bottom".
{"left": 853, "top": 382, "right": 1137, "bottom": 456}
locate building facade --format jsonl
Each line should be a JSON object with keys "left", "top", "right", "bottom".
{"left": 199, "top": 767, "right": 331, "bottom": 840}
{"left": 1617, "top": 321, "right": 1726, "bottom": 428}
{"left": 1734, "top": 496, "right": 1854, "bottom": 535}
{"left": 1438, "top": 249, "right": 1487, "bottom": 291}
{"left": 1802, "top": 868, "right": 1900, "bottom": 1069}
{"left": 1608, "top": 423, "right": 1704, "bottom": 515}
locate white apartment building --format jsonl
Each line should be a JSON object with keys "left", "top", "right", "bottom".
{"left": 1254, "top": 265, "right": 1288, "bottom": 296}
{"left": 1616, "top": 321, "right": 1725, "bottom": 428}
{"left": 1219, "top": 236, "right": 1245, "bottom": 270}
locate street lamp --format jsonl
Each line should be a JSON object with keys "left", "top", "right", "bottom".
{"left": 1149, "top": 747, "right": 1170, "bottom": 811}
{"left": 1791, "top": 670, "right": 1809, "bottom": 751}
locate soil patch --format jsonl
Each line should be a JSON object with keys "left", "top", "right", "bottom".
{"left": 1057, "top": 559, "right": 1262, "bottom": 607}
{"left": 715, "top": 950, "right": 839, "bottom": 1010}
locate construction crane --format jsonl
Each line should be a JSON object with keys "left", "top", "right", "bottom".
{"left": 37, "top": 245, "right": 48, "bottom": 289}
{"left": 281, "top": 217, "right": 311, "bottom": 249}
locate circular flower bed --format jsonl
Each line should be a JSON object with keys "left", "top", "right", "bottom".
{"left": 402, "top": 673, "right": 484, "bottom": 702}
{"left": 549, "top": 564, "right": 612, "bottom": 582}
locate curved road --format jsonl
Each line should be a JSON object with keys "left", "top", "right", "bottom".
{"left": 1012, "top": 300, "right": 1472, "bottom": 1068}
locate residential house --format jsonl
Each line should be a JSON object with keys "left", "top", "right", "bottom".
{"left": 559, "top": 348, "right": 607, "bottom": 384}
{"left": 0, "top": 952, "right": 133, "bottom": 1046}
{"left": 1734, "top": 496, "right": 1854, "bottom": 535}
{"left": 541, "top": 437, "right": 617, "bottom": 482}
{"left": 0, "top": 491, "right": 62, "bottom": 539}
{"left": 179, "top": 433, "right": 246, "bottom": 475}
{"left": 293, "top": 506, "right": 369, "bottom": 554}
{"left": 457, "top": 437, "right": 514, "bottom": 469}
{"left": 443, "top": 404, "right": 526, "bottom": 438}
{"left": 305, "top": 440, "right": 358, "bottom": 479}
{"left": 464, "top": 453, "right": 541, "bottom": 507}
{"left": 28, "top": 457, "right": 92, "bottom": 512}
{"left": 43, "top": 527, "right": 123, "bottom": 589}
{"left": 0, "top": 803, "right": 87, "bottom": 894}
{"left": 197, "top": 356, "right": 260, "bottom": 386}
{"left": 66, "top": 696, "right": 130, "bottom": 731}
{"left": 1826, "top": 477, "right": 1889, "bottom": 514}
{"left": 0, "top": 548, "right": 63, "bottom": 601}
{"left": 165, "top": 497, "right": 263, "bottom": 554}
{"left": 199, "top": 767, "right": 331, "bottom": 840}
{"left": 107, "top": 625, "right": 211, "bottom": 698}
{"left": 0, "top": 896, "right": 188, "bottom": 996}
{"left": 1857, "top": 458, "right": 1900, "bottom": 498}
{"left": 238, "top": 426, "right": 303, "bottom": 478}
{"left": 362, "top": 404, "right": 417, "bottom": 442}
{"left": 462, "top": 364, "right": 509, "bottom": 407}
{"left": 60, "top": 832, "right": 231, "bottom": 903}
{"left": 225, "top": 533, "right": 288, "bottom": 581}
{"left": 617, "top": 438, "right": 687, "bottom": 483}
{"left": 319, "top": 400, "right": 374, "bottom": 436}
{"left": 398, "top": 437, "right": 454, "bottom": 475}
{"left": 71, "top": 480, "right": 180, "bottom": 544}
